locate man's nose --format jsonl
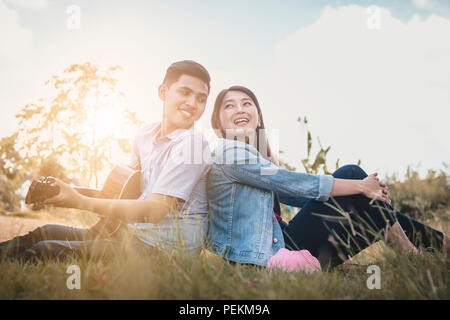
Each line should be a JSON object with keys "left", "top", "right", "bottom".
{"left": 186, "top": 94, "right": 196, "bottom": 107}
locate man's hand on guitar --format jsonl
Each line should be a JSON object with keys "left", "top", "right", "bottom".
{"left": 42, "top": 177, "right": 84, "bottom": 209}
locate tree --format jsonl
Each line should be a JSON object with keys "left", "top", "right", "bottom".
{"left": 15, "top": 62, "right": 142, "bottom": 188}
{"left": 0, "top": 133, "right": 29, "bottom": 211}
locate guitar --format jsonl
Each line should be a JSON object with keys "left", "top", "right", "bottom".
{"left": 25, "top": 164, "right": 141, "bottom": 237}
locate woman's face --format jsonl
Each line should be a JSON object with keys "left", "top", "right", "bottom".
{"left": 218, "top": 90, "right": 260, "bottom": 135}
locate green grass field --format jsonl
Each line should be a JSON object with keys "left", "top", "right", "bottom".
{"left": 0, "top": 207, "right": 448, "bottom": 300}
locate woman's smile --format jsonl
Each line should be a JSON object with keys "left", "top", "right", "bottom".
{"left": 233, "top": 116, "right": 250, "bottom": 127}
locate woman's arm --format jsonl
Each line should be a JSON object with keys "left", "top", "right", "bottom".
{"left": 331, "top": 173, "right": 390, "bottom": 204}
{"left": 277, "top": 174, "right": 390, "bottom": 206}
{"left": 278, "top": 194, "right": 309, "bottom": 208}
{"left": 216, "top": 140, "right": 390, "bottom": 204}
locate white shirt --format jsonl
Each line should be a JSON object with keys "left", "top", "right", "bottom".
{"left": 126, "top": 122, "right": 211, "bottom": 256}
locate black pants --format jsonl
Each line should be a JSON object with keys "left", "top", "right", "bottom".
{"left": 0, "top": 224, "right": 152, "bottom": 263}
{"left": 281, "top": 165, "right": 444, "bottom": 268}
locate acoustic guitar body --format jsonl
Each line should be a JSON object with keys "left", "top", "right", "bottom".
{"left": 77, "top": 164, "right": 141, "bottom": 237}
{"left": 101, "top": 165, "right": 141, "bottom": 200}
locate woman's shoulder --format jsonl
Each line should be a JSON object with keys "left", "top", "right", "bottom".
{"left": 213, "top": 138, "right": 259, "bottom": 153}
{"left": 212, "top": 138, "right": 260, "bottom": 164}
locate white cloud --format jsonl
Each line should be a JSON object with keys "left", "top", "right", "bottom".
{"left": 263, "top": 5, "right": 450, "bottom": 176}
{"left": 0, "top": 0, "right": 32, "bottom": 60}
{"left": 4, "top": 0, "right": 48, "bottom": 9}
{"left": 412, "top": 0, "right": 433, "bottom": 9}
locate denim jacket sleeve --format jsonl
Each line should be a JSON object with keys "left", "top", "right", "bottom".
{"left": 278, "top": 194, "right": 310, "bottom": 208}
{"left": 213, "top": 139, "right": 334, "bottom": 202}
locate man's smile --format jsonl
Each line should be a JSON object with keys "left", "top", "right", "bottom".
{"left": 178, "top": 106, "right": 195, "bottom": 118}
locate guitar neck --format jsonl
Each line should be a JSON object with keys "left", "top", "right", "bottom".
{"left": 74, "top": 186, "right": 106, "bottom": 199}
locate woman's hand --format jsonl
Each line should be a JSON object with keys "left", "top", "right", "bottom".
{"left": 42, "top": 177, "right": 84, "bottom": 209}
{"left": 361, "top": 173, "right": 391, "bottom": 205}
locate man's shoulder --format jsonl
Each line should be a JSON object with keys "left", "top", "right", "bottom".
{"left": 137, "top": 122, "right": 159, "bottom": 136}
{"left": 133, "top": 122, "right": 159, "bottom": 144}
{"left": 166, "top": 126, "right": 212, "bottom": 165}
{"left": 171, "top": 126, "right": 210, "bottom": 148}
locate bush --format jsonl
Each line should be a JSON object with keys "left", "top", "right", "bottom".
{"left": 385, "top": 167, "right": 449, "bottom": 222}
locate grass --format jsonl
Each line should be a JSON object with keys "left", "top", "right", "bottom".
{"left": 0, "top": 243, "right": 447, "bottom": 299}
{"left": 0, "top": 208, "right": 448, "bottom": 300}
{"left": 0, "top": 207, "right": 98, "bottom": 226}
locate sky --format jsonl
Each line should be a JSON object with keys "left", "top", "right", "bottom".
{"left": 1, "top": 0, "right": 450, "bottom": 179}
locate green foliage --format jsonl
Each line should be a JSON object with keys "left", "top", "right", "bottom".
{"left": 301, "top": 133, "right": 332, "bottom": 174}
{"left": 279, "top": 128, "right": 361, "bottom": 176}
{"left": 38, "top": 154, "right": 69, "bottom": 180}
{"left": 0, "top": 133, "right": 29, "bottom": 211}
{"left": 278, "top": 127, "right": 361, "bottom": 218}
{"left": 386, "top": 166, "right": 450, "bottom": 221}
{"left": 299, "top": 131, "right": 360, "bottom": 175}
{"left": 15, "top": 62, "right": 142, "bottom": 188}
{"left": 0, "top": 237, "right": 447, "bottom": 299}
{"left": 0, "top": 117, "right": 448, "bottom": 300}
{"left": 0, "top": 62, "right": 143, "bottom": 210}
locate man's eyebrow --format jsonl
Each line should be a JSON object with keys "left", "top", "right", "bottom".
{"left": 179, "top": 86, "right": 208, "bottom": 96}
{"left": 178, "top": 86, "right": 193, "bottom": 92}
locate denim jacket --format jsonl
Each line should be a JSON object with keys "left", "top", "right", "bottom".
{"left": 206, "top": 138, "right": 334, "bottom": 266}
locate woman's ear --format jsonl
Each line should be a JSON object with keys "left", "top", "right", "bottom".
{"left": 158, "top": 84, "right": 167, "bottom": 101}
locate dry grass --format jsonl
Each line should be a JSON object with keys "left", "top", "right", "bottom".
{"left": 0, "top": 207, "right": 448, "bottom": 300}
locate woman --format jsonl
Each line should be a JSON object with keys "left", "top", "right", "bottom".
{"left": 206, "top": 85, "right": 447, "bottom": 269}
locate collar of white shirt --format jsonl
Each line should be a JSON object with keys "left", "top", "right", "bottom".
{"left": 151, "top": 122, "right": 194, "bottom": 144}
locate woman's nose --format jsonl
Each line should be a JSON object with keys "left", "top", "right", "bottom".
{"left": 235, "top": 103, "right": 244, "bottom": 112}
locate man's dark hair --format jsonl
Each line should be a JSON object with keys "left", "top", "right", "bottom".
{"left": 163, "top": 60, "right": 211, "bottom": 91}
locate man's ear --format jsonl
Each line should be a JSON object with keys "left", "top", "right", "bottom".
{"left": 158, "top": 84, "right": 167, "bottom": 101}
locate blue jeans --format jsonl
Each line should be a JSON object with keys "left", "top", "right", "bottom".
{"left": 280, "top": 165, "right": 444, "bottom": 268}
{"left": 0, "top": 224, "right": 152, "bottom": 263}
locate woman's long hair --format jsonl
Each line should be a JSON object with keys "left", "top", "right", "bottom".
{"left": 211, "top": 86, "right": 279, "bottom": 165}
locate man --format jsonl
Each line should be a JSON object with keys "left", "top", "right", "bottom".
{"left": 0, "top": 60, "right": 212, "bottom": 261}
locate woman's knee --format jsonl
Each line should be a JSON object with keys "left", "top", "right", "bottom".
{"left": 332, "top": 164, "right": 367, "bottom": 180}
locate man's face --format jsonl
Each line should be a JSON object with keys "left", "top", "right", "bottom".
{"left": 159, "top": 74, "right": 209, "bottom": 130}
